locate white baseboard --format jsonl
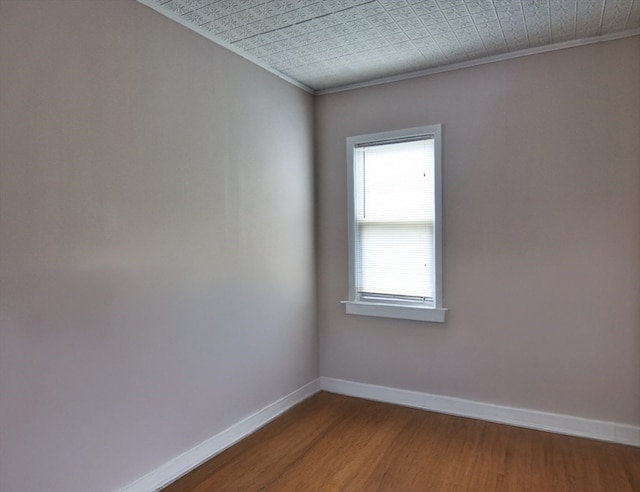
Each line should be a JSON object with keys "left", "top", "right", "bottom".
{"left": 320, "top": 377, "right": 640, "bottom": 448}
{"left": 120, "top": 379, "right": 322, "bottom": 492}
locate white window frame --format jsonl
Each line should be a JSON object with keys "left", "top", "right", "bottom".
{"left": 343, "top": 125, "right": 447, "bottom": 323}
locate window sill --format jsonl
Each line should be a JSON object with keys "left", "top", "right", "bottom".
{"left": 342, "top": 301, "right": 447, "bottom": 323}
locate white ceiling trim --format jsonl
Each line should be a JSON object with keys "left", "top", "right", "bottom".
{"left": 317, "top": 29, "right": 640, "bottom": 95}
{"left": 137, "top": 0, "right": 316, "bottom": 94}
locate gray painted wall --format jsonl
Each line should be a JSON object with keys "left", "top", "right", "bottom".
{"left": 0, "top": 1, "right": 317, "bottom": 491}
{"left": 316, "top": 37, "right": 640, "bottom": 427}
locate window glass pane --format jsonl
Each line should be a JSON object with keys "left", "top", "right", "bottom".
{"left": 358, "top": 223, "right": 434, "bottom": 298}
{"left": 355, "top": 137, "right": 435, "bottom": 300}
{"left": 356, "top": 139, "right": 434, "bottom": 222}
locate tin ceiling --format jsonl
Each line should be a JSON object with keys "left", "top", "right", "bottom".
{"left": 138, "top": 0, "right": 640, "bottom": 93}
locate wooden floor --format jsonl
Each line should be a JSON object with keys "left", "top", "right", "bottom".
{"left": 163, "top": 392, "right": 640, "bottom": 492}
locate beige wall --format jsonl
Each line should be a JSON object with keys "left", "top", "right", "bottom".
{"left": 0, "top": 1, "right": 317, "bottom": 491}
{"left": 316, "top": 37, "right": 640, "bottom": 426}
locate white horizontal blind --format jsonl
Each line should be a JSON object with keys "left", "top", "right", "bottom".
{"left": 355, "top": 137, "right": 435, "bottom": 301}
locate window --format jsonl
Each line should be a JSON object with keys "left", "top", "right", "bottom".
{"left": 343, "top": 125, "right": 446, "bottom": 322}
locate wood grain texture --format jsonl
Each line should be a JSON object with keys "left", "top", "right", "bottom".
{"left": 162, "top": 392, "right": 640, "bottom": 492}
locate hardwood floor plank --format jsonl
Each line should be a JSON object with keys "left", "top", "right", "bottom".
{"left": 162, "top": 392, "right": 640, "bottom": 492}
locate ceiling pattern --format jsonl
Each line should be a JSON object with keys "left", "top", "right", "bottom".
{"left": 140, "top": 0, "right": 640, "bottom": 91}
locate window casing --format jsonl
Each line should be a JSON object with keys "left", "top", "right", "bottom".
{"left": 344, "top": 125, "right": 446, "bottom": 323}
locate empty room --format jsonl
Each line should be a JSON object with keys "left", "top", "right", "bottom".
{"left": 0, "top": 0, "right": 639, "bottom": 491}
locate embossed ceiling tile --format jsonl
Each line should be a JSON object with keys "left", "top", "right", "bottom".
{"left": 465, "top": 0, "right": 494, "bottom": 14}
{"left": 261, "top": 2, "right": 284, "bottom": 17}
{"left": 367, "top": 36, "right": 391, "bottom": 48}
{"left": 548, "top": 9, "right": 575, "bottom": 26}
{"left": 244, "top": 5, "right": 266, "bottom": 22}
{"left": 211, "top": 16, "right": 233, "bottom": 33}
{"left": 387, "top": 6, "right": 416, "bottom": 21}
{"left": 182, "top": 10, "right": 209, "bottom": 25}
{"left": 521, "top": 1, "right": 548, "bottom": 13}
{"left": 427, "top": 22, "right": 454, "bottom": 35}
{"left": 300, "top": 3, "right": 329, "bottom": 19}
{"left": 420, "top": 49, "right": 449, "bottom": 62}
{"left": 345, "top": 40, "right": 369, "bottom": 53}
{"left": 373, "top": 22, "right": 403, "bottom": 36}
{"left": 528, "top": 29, "right": 552, "bottom": 43}
{"left": 471, "top": 9, "right": 499, "bottom": 24}
{"left": 293, "top": 33, "right": 313, "bottom": 47}
{"left": 321, "top": 0, "right": 347, "bottom": 10}
{"left": 419, "top": 11, "right": 446, "bottom": 25}
{"left": 273, "top": 37, "right": 296, "bottom": 51}
{"left": 448, "top": 15, "right": 475, "bottom": 29}
{"left": 456, "top": 36, "right": 486, "bottom": 52}
{"left": 284, "top": 22, "right": 310, "bottom": 37}
{"left": 366, "top": 12, "right": 396, "bottom": 26}
{"left": 500, "top": 15, "right": 527, "bottom": 30}
{"left": 437, "top": 29, "right": 461, "bottom": 42}
{"left": 162, "top": 0, "right": 191, "bottom": 16}
{"left": 198, "top": 5, "right": 221, "bottom": 20}
{"left": 500, "top": 23, "right": 525, "bottom": 38}
{"left": 309, "top": 28, "right": 332, "bottom": 42}
{"left": 294, "top": 18, "right": 321, "bottom": 32}
{"left": 356, "top": 1, "right": 387, "bottom": 16}
{"left": 307, "top": 13, "right": 337, "bottom": 29}
{"left": 229, "top": 9, "right": 251, "bottom": 25}
{"left": 393, "top": 39, "right": 420, "bottom": 51}
{"left": 394, "top": 17, "right": 423, "bottom": 30}
{"left": 602, "top": 0, "right": 634, "bottom": 30}
{"left": 282, "top": 8, "right": 307, "bottom": 23}
{"left": 180, "top": 0, "right": 210, "bottom": 8}
{"left": 550, "top": 0, "right": 575, "bottom": 13}
{"left": 525, "top": 15, "right": 551, "bottom": 30}
{"left": 411, "top": 36, "right": 435, "bottom": 48}
{"left": 384, "top": 30, "right": 411, "bottom": 43}
{"left": 223, "top": 28, "right": 244, "bottom": 42}
{"left": 523, "top": 14, "right": 551, "bottom": 31}
{"left": 479, "top": 37, "right": 507, "bottom": 50}
{"left": 334, "top": 7, "right": 365, "bottom": 23}
{"left": 474, "top": 20, "right": 502, "bottom": 34}
{"left": 318, "top": 36, "right": 343, "bottom": 50}
{"left": 442, "top": 5, "right": 471, "bottom": 20}
{"left": 259, "top": 14, "right": 285, "bottom": 30}
{"left": 506, "top": 40, "right": 531, "bottom": 51}
{"left": 494, "top": 2, "right": 524, "bottom": 16}
{"left": 379, "top": 0, "right": 409, "bottom": 9}
{"left": 343, "top": 18, "right": 373, "bottom": 32}
{"left": 408, "top": 1, "right": 439, "bottom": 16}
{"left": 339, "top": 31, "right": 364, "bottom": 44}
{"left": 455, "top": 24, "right": 481, "bottom": 36}
{"left": 576, "top": 1, "right": 604, "bottom": 37}
{"left": 324, "top": 23, "right": 349, "bottom": 37}
{"left": 255, "top": 29, "right": 281, "bottom": 43}
{"left": 216, "top": 2, "right": 237, "bottom": 17}
{"left": 394, "top": 54, "right": 428, "bottom": 69}
{"left": 482, "top": 40, "right": 508, "bottom": 52}
{"left": 403, "top": 27, "right": 430, "bottom": 39}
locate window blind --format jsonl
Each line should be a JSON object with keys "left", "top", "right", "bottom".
{"left": 354, "top": 137, "right": 435, "bottom": 301}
